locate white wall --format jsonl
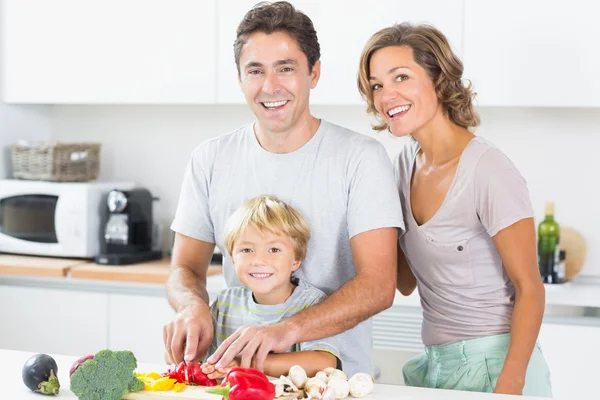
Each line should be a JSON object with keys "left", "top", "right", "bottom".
{"left": 52, "top": 105, "right": 600, "bottom": 277}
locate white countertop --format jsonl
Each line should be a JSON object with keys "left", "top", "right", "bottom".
{"left": 4, "top": 349, "right": 550, "bottom": 400}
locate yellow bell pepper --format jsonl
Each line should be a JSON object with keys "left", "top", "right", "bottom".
{"left": 173, "top": 382, "right": 187, "bottom": 392}
{"left": 148, "top": 377, "right": 178, "bottom": 391}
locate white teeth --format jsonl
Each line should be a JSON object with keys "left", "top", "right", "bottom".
{"left": 263, "top": 100, "right": 287, "bottom": 108}
{"left": 388, "top": 105, "right": 411, "bottom": 117}
{"left": 250, "top": 273, "right": 273, "bottom": 278}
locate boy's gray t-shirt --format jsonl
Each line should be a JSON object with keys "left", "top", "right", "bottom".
{"left": 395, "top": 137, "right": 534, "bottom": 347}
{"left": 208, "top": 279, "right": 341, "bottom": 365}
{"left": 171, "top": 119, "right": 404, "bottom": 376}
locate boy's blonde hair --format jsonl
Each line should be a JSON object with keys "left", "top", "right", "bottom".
{"left": 224, "top": 195, "right": 310, "bottom": 261}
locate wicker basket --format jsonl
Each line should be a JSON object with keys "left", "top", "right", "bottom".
{"left": 11, "top": 142, "right": 101, "bottom": 182}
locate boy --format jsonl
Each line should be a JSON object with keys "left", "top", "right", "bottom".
{"left": 201, "top": 195, "right": 340, "bottom": 378}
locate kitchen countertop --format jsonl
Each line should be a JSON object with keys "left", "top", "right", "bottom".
{"left": 1, "top": 254, "right": 600, "bottom": 311}
{"left": 4, "top": 349, "right": 550, "bottom": 400}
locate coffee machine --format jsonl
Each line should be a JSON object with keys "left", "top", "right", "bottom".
{"left": 95, "top": 188, "right": 162, "bottom": 265}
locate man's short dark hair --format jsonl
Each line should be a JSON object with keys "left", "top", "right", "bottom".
{"left": 234, "top": 1, "right": 321, "bottom": 73}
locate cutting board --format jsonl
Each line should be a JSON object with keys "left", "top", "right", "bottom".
{"left": 560, "top": 227, "right": 587, "bottom": 281}
{"left": 71, "top": 257, "right": 222, "bottom": 284}
{"left": 0, "top": 254, "right": 89, "bottom": 277}
{"left": 123, "top": 386, "right": 303, "bottom": 400}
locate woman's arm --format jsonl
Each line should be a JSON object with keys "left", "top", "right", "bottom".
{"left": 492, "top": 217, "right": 545, "bottom": 395}
{"left": 397, "top": 243, "right": 417, "bottom": 295}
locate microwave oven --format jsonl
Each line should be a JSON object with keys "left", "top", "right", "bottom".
{"left": 0, "top": 179, "right": 135, "bottom": 258}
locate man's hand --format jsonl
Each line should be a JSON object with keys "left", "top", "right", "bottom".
{"left": 163, "top": 303, "right": 214, "bottom": 364}
{"left": 493, "top": 371, "right": 525, "bottom": 395}
{"left": 207, "top": 322, "right": 297, "bottom": 372}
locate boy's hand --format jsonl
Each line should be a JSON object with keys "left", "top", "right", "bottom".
{"left": 207, "top": 322, "right": 298, "bottom": 372}
{"left": 201, "top": 358, "right": 240, "bottom": 380}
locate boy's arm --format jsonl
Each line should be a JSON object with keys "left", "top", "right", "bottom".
{"left": 263, "top": 351, "right": 337, "bottom": 378}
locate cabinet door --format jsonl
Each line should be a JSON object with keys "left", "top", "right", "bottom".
{"left": 538, "top": 321, "right": 600, "bottom": 399}
{"left": 0, "top": 285, "right": 108, "bottom": 355}
{"left": 3, "top": 0, "right": 216, "bottom": 104}
{"left": 217, "top": 0, "right": 464, "bottom": 104}
{"left": 108, "top": 294, "right": 175, "bottom": 364}
{"left": 464, "top": 0, "right": 600, "bottom": 107}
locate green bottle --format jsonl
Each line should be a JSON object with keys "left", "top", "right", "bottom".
{"left": 538, "top": 202, "right": 560, "bottom": 283}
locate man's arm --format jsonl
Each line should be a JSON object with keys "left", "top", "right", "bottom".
{"left": 492, "top": 218, "right": 545, "bottom": 395}
{"left": 209, "top": 227, "right": 398, "bottom": 370}
{"left": 397, "top": 243, "right": 417, "bottom": 295}
{"left": 164, "top": 233, "right": 216, "bottom": 364}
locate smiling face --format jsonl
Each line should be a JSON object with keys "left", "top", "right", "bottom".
{"left": 368, "top": 46, "right": 441, "bottom": 137}
{"left": 231, "top": 224, "right": 301, "bottom": 305}
{"left": 237, "top": 31, "right": 320, "bottom": 135}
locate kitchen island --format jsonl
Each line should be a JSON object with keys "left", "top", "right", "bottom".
{"left": 4, "top": 349, "right": 549, "bottom": 400}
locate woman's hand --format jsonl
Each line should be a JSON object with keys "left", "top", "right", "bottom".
{"left": 493, "top": 370, "right": 525, "bottom": 395}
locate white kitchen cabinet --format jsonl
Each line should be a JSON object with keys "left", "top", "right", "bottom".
{"left": 463, "top": 0, "right": 600, "bottom": 107}
{"left": 108, "top": 293, "right": 175, "bottom": 364}
{"left": 0, "top": 285, "right": 108, "bottom": 356}
{"left": 538, "top": 320, "right": 600, "bottom": 399}
{"left": 217, "top": 0, "right": 464, "bottom": 105}
{"left": 2, "top": 0, "right": 216, "bottom": 104}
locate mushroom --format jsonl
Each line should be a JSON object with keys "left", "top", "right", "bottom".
{"left": 289, "top": 365, "right": 308, "bottom": 389}
{"left": 326, "top": 369, "right": 347, "bottom": 383}
{"left": 326, "top": 376, "right": 350, "bottom": 399}
{"left": 305, "top": 377, "right": 327, "bottom": 398}
{"left": 315, "top": 371, "right": 328, "bottom": 382}
{"left": 323, "top": 367, "right": 337, "bottom": 376}
{"left": 320, "top": 386, "right": 337, "bottom": 400}
{"left": 348, "top": 373, "right": 374, "bottom": 398}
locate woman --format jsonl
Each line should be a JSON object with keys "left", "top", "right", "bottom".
{"left": 357, "top": 23, "right": 552, "bottom": 397}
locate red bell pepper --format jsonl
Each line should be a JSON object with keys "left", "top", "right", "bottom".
{"left": 162, "top": 361, "right": 217, "bottom": 386}
{"left": 205, "top": 367, "right": 275, "bottom": 400}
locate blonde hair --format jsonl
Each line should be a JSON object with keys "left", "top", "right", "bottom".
{"left": 224, "top": 195, "right": 310, "bottom": 261}
{"left": 357, "top": 23, "right": 480, "bottom": 132}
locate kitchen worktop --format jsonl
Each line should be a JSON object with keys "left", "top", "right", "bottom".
{"left": 4, "top": 349, "right": 551, "bottom": 400}
{"left": 2, "top": 254, "right": 600, "bottom": 310}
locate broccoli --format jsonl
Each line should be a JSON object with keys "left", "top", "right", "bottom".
{"left": 70, "top": 350, "right": 145, "bottom": 400}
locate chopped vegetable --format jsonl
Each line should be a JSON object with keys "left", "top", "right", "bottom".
{"left": 162, "top": 361, "right": 217, "bottom": 386}
{"left": 173, "top": 382, "right": 186, "bottom": 392}
{"left": 206, "top": 367, "right": 275, "bottom": 400}
{"left": 69, "top": 349, "right": 144, "bottom": 400}
{"left": 22, "top": 354, "right": 60, "bottom": 395}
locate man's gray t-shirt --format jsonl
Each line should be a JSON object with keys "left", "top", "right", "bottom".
{"left": 171, "top": 119, "right": 404, "bottom": 376}
{"left": 208, "top": 279, "right": 341, "bottom": 366}
{"left": 395, "top": 137, "right": 534, "bottom": 347}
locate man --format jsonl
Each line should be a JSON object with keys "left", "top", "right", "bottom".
{"left": 163, "top": 1, "right": 403, "bottom": 376}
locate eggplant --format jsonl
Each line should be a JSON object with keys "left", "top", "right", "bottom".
{"left": 22, "top": 354, "right": 60, "bottom": 395}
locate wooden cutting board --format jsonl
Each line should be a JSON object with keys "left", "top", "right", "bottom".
{"left": 123, "top": 386, "right": 302, "bottom": 400}
{"left": 560, "top": 227, "right": 587, "bottom": 281}
{"left": 71, "top": 257, "right": 222, "bottom": 284}
{"left": 0, "top": 254, "right": 89, "bottom": 277}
